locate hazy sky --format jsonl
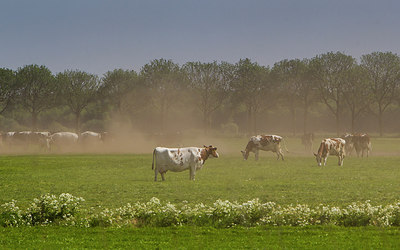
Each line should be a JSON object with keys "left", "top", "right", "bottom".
{"left": 1, "top": 0, "right": 400, "bottom": 76}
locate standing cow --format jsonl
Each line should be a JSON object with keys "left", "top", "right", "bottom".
{"left": 152, "top": 145, "right": 219, "bottom": 181}
{"left": 79, "top": 131, "right": 102, "bottom": 147}
{"left": 241, "top": 135, "right": 287, "bottom": 161}
{"left": 314, "top": 138, "right": 346, "bottom": 166}
{"left": 49, "top": 132, "right": 79, "bottom": 151}
{"left": 352, "top": 133, "right": 372, "bottom": 157}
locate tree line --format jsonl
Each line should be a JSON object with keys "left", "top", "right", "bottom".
{"left": 1, "top": 51, "right": 399, "bottom": 136}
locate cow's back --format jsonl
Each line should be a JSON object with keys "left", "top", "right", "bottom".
{"left": 154, "top": 147, "right": 199, "bottom": 172}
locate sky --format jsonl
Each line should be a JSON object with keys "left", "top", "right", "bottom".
{"left": 1, "top": 0, "right": 400, "bottom": 76}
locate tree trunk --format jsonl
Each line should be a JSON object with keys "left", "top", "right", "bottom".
{"left": 75, "top": 112, "right": 81, "bottom": 134}
{"left": 303, "top": 103, "right": 309, "bottom": 134}
{"left": 203, "top": 109, "right": 209, "bottom": 135}
{"left": 247, "top": 106, "right": 252, "bottom": 135}
{"left": 290, "top": 104, "right": 296, "bottom": 136}
{"left": 32, "top": 112, "right": 38, "bottom": 131}
{"left": 378, "top": 111, "right": 383, "bottom": 137}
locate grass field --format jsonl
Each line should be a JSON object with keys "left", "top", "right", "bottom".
{"left": 0, "top": 136, "right": 399, "bottom": 248}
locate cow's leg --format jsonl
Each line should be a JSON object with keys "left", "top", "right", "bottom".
{"left": 154, "top": 166, "right": 158, "bottom": 181}
{"left": 323, "top": 157, "right": 327, "bottom": 166}
{"left": 279, "top": 149, "right": 284, "bottom": 161}
{"left": 340, "top": 156, "right": 344, "bottom": 166}
{"left": 255, "top": 150, "right": 259, "bottom": 161}
{"left": 189, "top": 165, "right": 196, "bottom": 180}
{"left": 161, "top": 172, "right": 166, "bottom": 181}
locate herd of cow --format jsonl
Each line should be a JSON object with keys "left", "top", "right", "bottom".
{"left": 0, "top": 130, "right": 372, "bottom": 181}
{"left": 0, "top": 131, "right": 108, "bottom": 151}
{"left": 152, "top": 133, "right": 372, "bottom": 181}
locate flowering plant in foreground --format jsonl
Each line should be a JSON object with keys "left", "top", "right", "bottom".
{"left": 1, "top": 194, "right": 400, "bottom": 228}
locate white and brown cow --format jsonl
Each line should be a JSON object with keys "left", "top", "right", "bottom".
{"left": 152, "top": 145, "right": 219, "bottom": 181}
{"left": 352, "top": 133, "right": 371, "bottom": 157}
{"left": 314, "top": 138, "right": 346, "bottom": 166}
{"left": 241, "top": 135, "right": 286, "bottom": 161}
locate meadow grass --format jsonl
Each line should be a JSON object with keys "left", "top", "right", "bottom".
{"left": 1, "top": 226, "right": 400, "bottom": 249}
{"left": 0, "top": 136, "right": 399, "bottom": 248}
{"left": 0, "top": 154, "right": 399, "bottom": 208}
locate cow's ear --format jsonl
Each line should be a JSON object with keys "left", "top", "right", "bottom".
{"left": 203, "top": 145, "right": 206, "bottom": 147}
{"left": 213, "top": 147, "right": 217, "bottom": 150}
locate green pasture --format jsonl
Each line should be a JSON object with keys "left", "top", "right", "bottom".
{"left": 0, "top": 136, "right": 399, "bottom": 248}
{"left": 1, "top": 226, "right": 400, "bottom": 249}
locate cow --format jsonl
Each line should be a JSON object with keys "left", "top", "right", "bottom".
{"left": 301, "top": 133, "right": 314, "bottom": 152}
{"left": 313, "top": 138, "right": 346, "bottom": 166}
{"left": 31, "top": 132, "right": 51, "bottom": 151}
{"left": 352, "top": 133, "right": 371, "bottom": 157}
{"left": 152, "top": 145, "right": 219, "bottom": 181}
{"left": 241, "top": 135, "right": 287, "bottom": 161}
{"left": 341, "top": 133, "right": 355, "bottom": 156}
{"left": 49, "top": 132, "right": 79, "bottom": 151}
{"left": 79, "top": 131, "right": 102, "bottom": 146}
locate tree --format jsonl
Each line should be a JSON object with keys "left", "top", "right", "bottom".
{"left": 16, "top": 64, "right": 57, "bottom": 130}
{"left": 311, "top": 52, "right": 355, "bottom": 135}
{"left": 0, "top": 68, "right": 17, "bottom": 114}
{"left": 57, "top": 70, "right": 100, "bottom": 133}
{"left": 140, "top": 59, "right": 184, "bottom": 132}
{"left": 271, "top": 59, "right": 314, "bottom": 135}
{"left": 101, "top": 69, "right": 138, "bottom": 115}
{"left": 231, "top": 58, "right": 272, "bottom": 134}
{"left": 342, "top": 65, "right": 371, "bottom": 133}
{"left": 183, "top": 61, "right": 230, "bottom": 134}
{"left": 361, "top": 52, "right": 400, "bottom": 136}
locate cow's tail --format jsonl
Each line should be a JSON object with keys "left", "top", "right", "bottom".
{"left": 152, "top": 148, "right": 156, "bottom": 170}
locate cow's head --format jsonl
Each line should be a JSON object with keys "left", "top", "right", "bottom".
{"left": 241, "top": 150, "right": 249, "bottom": 160}
{"left": 203, "top": 145, "right": 219, "bottom": 158}
{"left": 313, "top": 153, "right": 322, "bottom": 166}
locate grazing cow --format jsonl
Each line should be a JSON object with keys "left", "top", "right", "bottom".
{"left": 301, "top": 133, "right": 314, "bottom": 152}
{"left": 352, "top": 133, "right": 371, "bottom": 157}
{"left": 241, "top": 135, "right": 287, "bottom": 161}
{"left": 152, "top": 145, "right": 219, "bottom": 181}
{"left": 49, "top": 132, "right": 79, "bottom": 150}
{"left": 314, "top": 138, "right": 346, "bottom": 166}
{"left": 79, "top": 131, "right": 102, "bottom": 146}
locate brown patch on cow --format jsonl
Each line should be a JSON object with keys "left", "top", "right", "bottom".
{"left": 260, "top": 135, "right": 273, "bottom": 146}
{"left": 200, "top": 148, "right": 208, "bottom": 162}
{"left": 317, "top": 140, "right": 328, "bottom": 157}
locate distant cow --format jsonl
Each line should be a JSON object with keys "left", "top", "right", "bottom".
{"left": 152, "top": 145, "right": 219, "bottom": 181}
{"left": 49, "top": 132, "right": 79, "bottom": 150}
{"left": 314, "top": 138, "right": 346, "bottom": 166}
{"left": 79, "top": 131, "right": 102, "bottom": 146}
{"left": 31, "top": 132, "right": 51, "bottom": 150}
{"left": 241, "top": 135, "right": 287, "bottom": 161}
{"left": 301, "top": 133, "right": 314, "bottom": 152}
{"left": 341, "top": 133, "right": 355, "bottom": 156}
{"left": 352, "top": 133, "right": 371, "bottom": 157}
